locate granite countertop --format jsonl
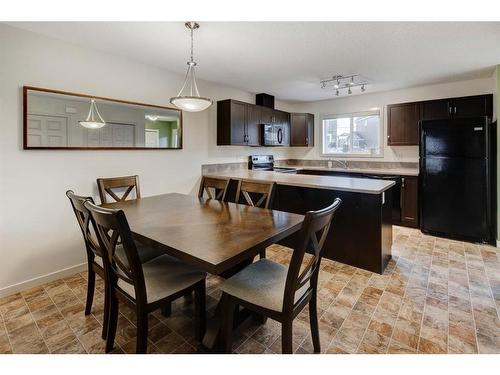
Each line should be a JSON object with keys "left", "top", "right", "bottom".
{"left": 203, "top": 169, "right": 395, "bottom": 194}
{"left": 292, "top": 166, "right": 419, "bottom": 176}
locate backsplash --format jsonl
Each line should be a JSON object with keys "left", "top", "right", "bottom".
{"left": 202, "top": 159, "right": 419, "bottom": 173}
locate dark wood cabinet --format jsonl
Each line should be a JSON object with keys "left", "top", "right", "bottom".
{"left": 387, "top": 103, "right": 420, "bottom": 145}
{"left": 217, "top": 99, "right": 305, "bottom": 147}
{"left": 217, "top": 99, "right": 262, "bottom": 146}
{"left": 453, "top": 95, "right": 493, "bottom": 118}
{"left": 401, "top": 176, "right": 418, "bottom": 227}
{"left": 291, "top": 113, "right": 314, "bottom": 146}
{"left": 388, "top": 94, "right": 493, "bottom": 146}
{"left": 421, "top": 99, "right": 450, "bottom": 121}
{"left": 246, "top": 104, "right": 261, "bottom": 146}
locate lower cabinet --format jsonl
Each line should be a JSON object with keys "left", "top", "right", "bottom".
{"left": 401, "top": 176, "right": 419, "bottom": 227}
{"left": 297, "top": 169, "right": 419, "bottom": 228}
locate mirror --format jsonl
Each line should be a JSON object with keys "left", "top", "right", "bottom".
{"left": 23, "top": 86, "right": 182, "bottom": 149}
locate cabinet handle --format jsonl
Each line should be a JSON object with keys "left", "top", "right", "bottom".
{"left": 454, "top": 106, "right": 457, "bottom": 115}
{"left": 400, "top": 177, "right": 404, "bottom": 208}
{"left": 387, "top": 135, "right": 390, "bottom": 142}
{"left": 449, "top": 106, "right": 452, "bottom": 116}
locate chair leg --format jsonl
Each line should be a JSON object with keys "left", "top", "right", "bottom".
{"left": 85, "top": 268, "right": 96, "bottom": 315}
{"left": 136, "top": 306, "right": 149, "bottom": 354}
{"left": 309, "top": 294, "right": 321, "bottom": 353}
{"left": 259, "top": 248, "right": 266, "bottom": 259}
{"left": 220, "top": 293, "right": 235, "bottom": 353}
{"left": 161, "top": 302, "right": 172, "bottom": 317}
{"left": 101, "top": 277, "right": 110, "bottom": 339}
{"left": 105, "top": 290, "right": 119, "bottom": 353}
{"left": 194, "top": 281, "right": 206, "bottom": 341}
{"left": 281, "top": 319, "right": 293, "bottom": 354}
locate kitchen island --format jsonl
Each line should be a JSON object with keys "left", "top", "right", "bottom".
{"left": 202, "top": 170, "right": 395, "bottom": 274}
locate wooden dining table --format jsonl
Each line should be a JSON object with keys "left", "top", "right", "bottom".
{"left": 102, "top": 192, "right": 305, "bottom": 350}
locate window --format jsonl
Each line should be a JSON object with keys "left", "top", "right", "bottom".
{"left": 322, "top": 111, "right": 382, "bottom": 157}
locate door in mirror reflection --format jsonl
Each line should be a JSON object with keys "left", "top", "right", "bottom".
{"left": 23, "top": 87, "right": 183, "bottom": 149}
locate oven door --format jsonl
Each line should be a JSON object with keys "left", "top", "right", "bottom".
{"left": 362, "top": 174, "right": 402, "bottom": 223}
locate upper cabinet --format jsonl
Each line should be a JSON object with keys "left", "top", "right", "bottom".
{"left": 290, "top": 113, "right": 314, "bottom": 147}
{"left": 387, "top": 94, "right": 493, "bottom": 146}
{"left": 387, "top": 102, "right": 420, "bottom": 145}
{"left": 217, "top": 99, "right": 306, "bottom": 147}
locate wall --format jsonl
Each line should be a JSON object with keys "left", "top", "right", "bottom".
{"left": 288, "top": 76, "right": 497, "bottom": 162}
{"left": 0, "top": 24, "right": 302, "bottom": 294}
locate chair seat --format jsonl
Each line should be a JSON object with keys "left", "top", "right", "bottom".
{"left": 220, "top": 259, "right": 310, "bottom": 312}
{"left": 118, "top": 254, "right": 206, "bottom": 304}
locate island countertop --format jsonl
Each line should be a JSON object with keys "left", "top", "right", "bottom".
{"left": 203, "top": 169, "right": 395, "bottom": 194}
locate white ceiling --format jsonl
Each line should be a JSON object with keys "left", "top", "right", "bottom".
{"left": 8, "top": 22, "right": 500, "bottom": 102}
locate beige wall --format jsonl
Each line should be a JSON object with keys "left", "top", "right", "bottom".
{"left": 0, "top": 24, "right": 304, "bottom": 294}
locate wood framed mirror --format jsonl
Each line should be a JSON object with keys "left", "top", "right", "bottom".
{"left": 23, "top": 86, "right": 183, "bottom": 150}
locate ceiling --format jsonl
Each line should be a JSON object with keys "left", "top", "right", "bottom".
{"left": 9, "top": 22, "right": 500, "bottom": 102}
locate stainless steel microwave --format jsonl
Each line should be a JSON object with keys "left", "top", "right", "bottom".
{"left": 262, "top": 124, "right": 289, "bottom": 146}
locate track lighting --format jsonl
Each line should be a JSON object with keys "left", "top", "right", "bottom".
{"left": 320, "top": 74, "right": 369, "bottom": 97}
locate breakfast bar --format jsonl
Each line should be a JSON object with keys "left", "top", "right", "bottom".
{"left": 203, "top": 169, "right": 395, "bottom": 274}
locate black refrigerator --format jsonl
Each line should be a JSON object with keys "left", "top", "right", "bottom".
{"left": 420, "top": 117, "right": 496, "bottom": 245}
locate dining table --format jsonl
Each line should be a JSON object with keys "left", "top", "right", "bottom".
{"left": 102, "top": 192, "right": 305, "bottom": 350}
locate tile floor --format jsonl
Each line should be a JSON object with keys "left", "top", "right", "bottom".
{"left": 0, "top": 226, "right": 499, "bottom": 354}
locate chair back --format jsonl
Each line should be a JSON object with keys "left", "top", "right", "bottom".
{"left": 66, "top": 190, "right": 103, "bottom": 262}
{"left": 83, "top": 200, "right": 147, "bottom": 304}
{"left": 282, "top": 198, "right": 342, "bottom": 312}
{"left": 235, "top": 180, "right": 275, "bottom": 208}
{"left": 198, "top": 176, "right": 230, "bottom": 201}
{"left": 97, "top": 175, "right": 141, "bottom": 204}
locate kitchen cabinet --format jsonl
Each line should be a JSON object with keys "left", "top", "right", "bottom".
{"left": 401, "top": 176, "right": 418, "bottom": 227}
{"left": 291, "top": 113, "right": 314, "bottom": 146}
{"left": 387, "top": 102, "right": 420, "bottom": 145}
{"left": 217, "top": 99, "right": 262, "bottom": 146}
{"left": 388, "top": 94, "right": 493, "bottom": 146}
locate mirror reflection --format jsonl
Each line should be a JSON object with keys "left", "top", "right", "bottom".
{"left": 24, "top": 87, "right": 182, "bottom": 149}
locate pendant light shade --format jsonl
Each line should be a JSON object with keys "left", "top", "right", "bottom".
{"left": 170, "top": 22, "right": 213, "bottom": 112}
{"left": 79, "top": 99, "right": 106, "bottom": 129}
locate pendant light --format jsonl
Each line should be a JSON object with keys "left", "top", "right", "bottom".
{"left": 170, "top": 22, "right": 213, "bottom": 112}
{"left": 79, "top": 99, "right": 106, "bottom": 129}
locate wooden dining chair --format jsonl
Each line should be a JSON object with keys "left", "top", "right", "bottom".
{"left": 84, "top": 200, "right": 207, "bottom": 354}
{"left": 198, "top": 176, "right": 230, "bottom": 201}
{"left": 219, "top": 198, "right": 342, "bottom": 354}
{"left": 235, "top": 179, "right": 276, "bottom": 258}
{"left": 66, "top": 190, "right": 109, "bottom": 339}
{"left": 235, "top": 179, "right": 275, "bottom": 209}
{"left": 96, "top": 175, "right": 141, "bottom": 204}
{"left": 66, "top": 191, "right": 165, "bottom": 339}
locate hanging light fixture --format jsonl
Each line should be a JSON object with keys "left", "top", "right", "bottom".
{"left": 320, "top": 74, "right": 369, "bottom": 97}
{"left": 170, "top": 22, "right": 213, "bottom": 112}
{"left": 79, "top": 99, "right": 106, "bottom": 129}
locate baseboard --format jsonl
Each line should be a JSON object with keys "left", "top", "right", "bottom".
{"left": 0, "top": 262, "right": 87, "bottom": 298}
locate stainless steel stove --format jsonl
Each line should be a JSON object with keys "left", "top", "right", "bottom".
{"left": 248, "top": 155, "right": 297, "bottom": 173}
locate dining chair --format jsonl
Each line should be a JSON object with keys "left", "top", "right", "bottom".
{"left": 96, "top": 175, "right": 141, "bottom": 204}
{"left": 66, "top": 191, "right": 165, "bottom": 339}
{"left": 235, "top": 179, "right": 276, "bottom": 259}
{"left": 219, "top": 198, "right": 342, "bottom": 354}
{"left": 198, "top": 176, "right": 231, "bottom": 201}
{"left": 84, "top": 200, "right": 207, "bottom": 354}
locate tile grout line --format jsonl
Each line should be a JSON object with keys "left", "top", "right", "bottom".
{"left": 478, "top": 247, "right": 500, "bottom": 322}
{"left": 378, "top": 229, "right": 428, "bottom": 353}
{"left": 415, "top": 236, "right": 436, "bottom": 353}
{"left": 463, "top": 245, "right": 482, "bottom": 354}
{"left": 325, "top": 265, "right": 377, "bottom": 353}
{"left": 43, "top": 279, "right": 108, "bottom": 353}
{"left": 0, "top": 306, "right": 15, "bottom": 354}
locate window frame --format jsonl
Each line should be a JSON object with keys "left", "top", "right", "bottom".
{"left": 320, "top": 110, "right": 384, "bottom": 158}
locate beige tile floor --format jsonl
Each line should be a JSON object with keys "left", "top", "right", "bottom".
{"left": 1, "top": 226, "right": 499, "bottom": 354}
